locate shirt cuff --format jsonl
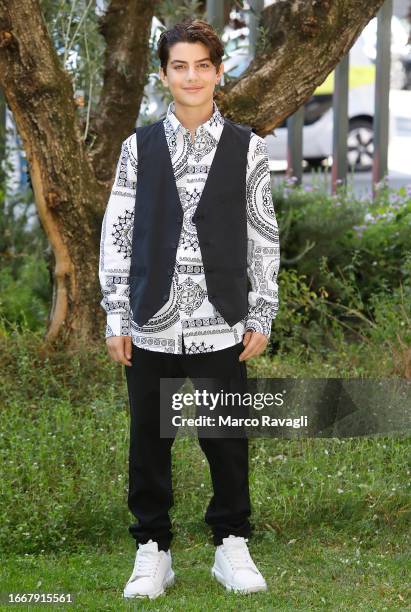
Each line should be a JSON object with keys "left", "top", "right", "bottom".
{"left": 245, "top": 319, "right": 272, "bottom": 339}
{"left": 246, "top": 297, "right": 277, "bottom": 338}
{"left": 105, "top": 311, "right": 131, "bottom": 338}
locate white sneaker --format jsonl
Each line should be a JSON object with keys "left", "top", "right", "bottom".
{"left": 123, "top": 539, "right": 175, "bottom": 599}
{"left": 211, "top": 535, "right": 267, "bottom": 593}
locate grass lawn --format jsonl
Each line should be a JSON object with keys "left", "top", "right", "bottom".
{"left": 2, "top": 529, "right": 409, "bottom": 611}
{"left": 1, "top": 339, "right": 410, "bottom": 610}
{"left": 2, "top": 433, "right": 410, "bottom": 611}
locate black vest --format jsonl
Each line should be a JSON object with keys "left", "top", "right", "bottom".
{"left": 129, "top": 116, "right": 251, "bottom": 328}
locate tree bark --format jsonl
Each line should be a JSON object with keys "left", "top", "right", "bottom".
{"left": 0, "top": 0, "right": 157, "bottom": 348}
{"left": 0, "top": 0, "right": 385, "bottom": 348}
{"left": 88, "top": 0, "right": 157, "bottom": 184}
{"left": 216, "top": 0, "right": 386, "bottom": 134}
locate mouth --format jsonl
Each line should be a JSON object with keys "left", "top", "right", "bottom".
{"left": 183, "top": 87, "right": 203, "bottom": 92}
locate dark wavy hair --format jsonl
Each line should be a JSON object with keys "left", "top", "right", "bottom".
{"left": 157, "top": 18, "right": 224, "bottom": 75}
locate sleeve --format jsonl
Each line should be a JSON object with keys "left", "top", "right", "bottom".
{"left": 245, "top": 133, "right": 280, "bottom": 338}
{"left": 98, "top": 133, "right": 137, "bottom": 338}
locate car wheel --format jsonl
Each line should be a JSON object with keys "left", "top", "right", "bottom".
{"left": 347, "top": 118, "right": 374, "bottom": 172}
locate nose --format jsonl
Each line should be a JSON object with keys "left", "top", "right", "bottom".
{"left": 187, "top": 66, "right": 199, "bottom": 80}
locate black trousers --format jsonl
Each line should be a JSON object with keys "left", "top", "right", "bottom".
{"left": 124, "top": 340, "right": 252, "bottom": 551}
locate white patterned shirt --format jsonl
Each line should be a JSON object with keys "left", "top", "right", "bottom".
{"left": 99, "top": 100, "right": 280, "bottom": 354}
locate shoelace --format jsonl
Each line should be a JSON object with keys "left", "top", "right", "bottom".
{"left": 222, "top": 540, "right": 257, "bottom": 572}
{"left": 133, "top": 550, "right": 160, "bottom": 578}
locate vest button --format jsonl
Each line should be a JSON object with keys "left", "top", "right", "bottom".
{"left": 171, "top": 242, "right": 177, "bottom": 248}
{"left": 162, "top": 293, "right": 168, "bottom": 301}
{"left": 167, "top": 268, "right": 173, "bottom": 275}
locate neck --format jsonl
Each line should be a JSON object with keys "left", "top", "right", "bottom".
{"left": 172, "top": 99, "right": 214, "bottom": 132}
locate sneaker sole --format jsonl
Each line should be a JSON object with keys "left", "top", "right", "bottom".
{"left": 123, "top": 569, "right": 175, "bottom": 599}
{"left": 211, "top": 565, "right": 267, "bottom": 593}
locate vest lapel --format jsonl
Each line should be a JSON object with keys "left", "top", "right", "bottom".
{"left": 160, "top": 119, "right": 228, "bottom": 217}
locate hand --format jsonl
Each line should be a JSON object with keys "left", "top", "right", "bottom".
{"left": 106, "top": 335, "right": 132, "bottom": 366}
{"left": 239, "top": 330, "right": 269, "bottom": 362}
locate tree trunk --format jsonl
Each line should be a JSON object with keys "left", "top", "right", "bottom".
{"left": 0, "top": 0, "right": 385, "bottom": 349}
{"left": 0, "top": 0, "right": 157, "bottom": 349}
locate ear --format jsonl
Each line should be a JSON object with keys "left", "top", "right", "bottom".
{"left": 216, "top": 62, "right": 224, "bottom": 83}
{"left": 159, "top": 66, "right": 168, "bottom": 86}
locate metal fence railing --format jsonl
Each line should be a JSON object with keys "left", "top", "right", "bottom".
{"left": 208, "top": 0, "right": 395, "bottom": 198}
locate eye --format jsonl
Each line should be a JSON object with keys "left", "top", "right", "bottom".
{"left": 200, "top": 63, "right": 210, "bottom": 68}
{"left": 174, "top": 65, "right": 184, "bottom": 70}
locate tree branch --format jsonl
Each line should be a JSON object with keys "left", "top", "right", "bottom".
{"left": 0, "top": 0, "right": 100, "bottom": 220}
{"left": 88, "top": 0, "right": 159, "bottom": 183}
{"left": 216, "top": 0, "right": 386, "bottom": 135}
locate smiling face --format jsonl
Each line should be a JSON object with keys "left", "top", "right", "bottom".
{"left": 159, "top": 41, "right": 224, "bottom": 109}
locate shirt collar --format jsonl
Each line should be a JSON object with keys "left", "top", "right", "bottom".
{"left": 164, "top": 99, "right": 224, "bottom": 138}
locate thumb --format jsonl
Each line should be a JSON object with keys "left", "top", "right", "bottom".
{"left": 125, "top": 336, "right": 132, "bottom": 359}
{"left": 243, "top": 330, "right": 253, "bottom": 345}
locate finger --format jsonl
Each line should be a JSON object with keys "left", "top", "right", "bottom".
{"left": 248, "top": 337, "right": 267, "bottom": 357}
{"left": 239, "top": 331, "right": 253, "bottom": 360}
{"left": 116, "top": 352, "right": 132, "bottom": 367}
{"left": 254, "top": 342, "right": 268, "bottom": 357}
{"left": 118, "top": 340, "right": 132, "bottom": 367}
{"left": 107, "top": 340, "right": 132, "bottom": 366}
{"left": 124, "top": 336, "right": 132, "bottom": 361}
{"left": 239, "top": 337, "right": 260, "bottom": 361}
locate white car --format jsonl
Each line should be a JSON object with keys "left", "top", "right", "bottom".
{"left": 264, "top": 85, "right": 411, "bottom": 173}
{"left": 264, "top": 14, "right": 411, "bottom": 171}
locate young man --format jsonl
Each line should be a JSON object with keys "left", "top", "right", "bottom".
{"left": 99, "top": 18, "right": 280, "bottom": 599}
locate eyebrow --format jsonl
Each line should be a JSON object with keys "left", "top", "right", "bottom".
{"left": 170, "top": 58, "right": 211, "bottom": 64}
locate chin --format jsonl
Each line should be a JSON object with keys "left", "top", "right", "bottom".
{"left": 177, "top": 92, "right": 211, "bottom": 106}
